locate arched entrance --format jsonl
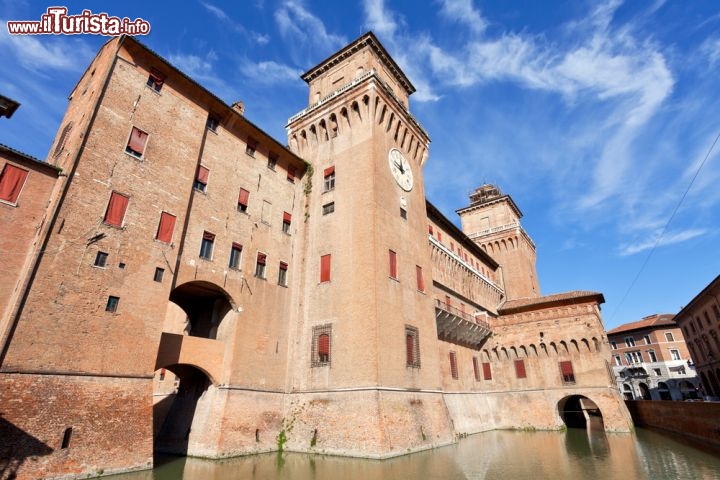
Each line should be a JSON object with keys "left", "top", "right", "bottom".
{"left": 558, "top": 395, "right": 603, "bottom": 430}
{"left": 657, "top": 382, "right": 671, "bottom": 400}
{"left": 168, "top": 281, "right": 237, "bottom": 339}
{"left": 622, "top": 383, "right": 634, "bottom": 400}
{"left": 153, "top": 364, "right": 213, "bottom": 455}
{"left": 678, "top": 380, "right": 698, "bottom": 400}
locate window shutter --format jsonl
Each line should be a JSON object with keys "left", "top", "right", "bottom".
{"left": 149, "top": 68, "right": 165, "bottom": 88}
{"left": 232, "top": 242, "right": 242, "bottom": 250}
{"left": 279, "top": 261, "right": 288, "bottom": 271}
{"left": 323, "top": 166, "right": 335, "bottom": 177}
{"left": 196, "top": 166, "right": 209, "bottom": 183}
{"left": 428, "top": 225, "right": 433, "bottom": 235}
{"left": 238, "top": 188, "right": 250, "bottom": 206}
{"left": 389, "top": 250, "right": 397, "bottom": 279}
{"left": 449, "top": 352, "right": 458, "bottom": 379}
{"left": 482, "top": 362, "right": 492, "bottom": 380}
{"left": 514, "top": 359, "right": 526, "bottom": 378}
{"left": 318, "top": 333, "right": 330, "bottom": 356}
{"left": 104, "top": 192, "right": 129, "bottom": 227}
{"left": 416, "top": 265, "right": 424, "bottom": 291}
{"left": 127, "top": 127, "right": 148, "bottom": 155}
{"left": 560, "top": 361, "right": 573, "bottom": 376}
{"left": 283, "top": 211, "right": 292, "bottom": 223}
{"left": 473, "top": 357, "right": 480, "bottom": 381}
{"left": 287, "top": 166, "right": 296, "bottom": 181}
{"left": 203, "top": 231, "right": 215, "bottom": 241}
{"left": 0, "top": 164, "right": 29, "bottom": 203}
{"left": 257, "top": 252, "right": 266, "bottom": 265}
{"left": 406, "top": 334, "right": 414, "bottom": 364}
{"left": 156, "top": 212, "right": 176, "bottom": 243}
{"left": 320, "top": 254, "right": 331, "bottom": 282}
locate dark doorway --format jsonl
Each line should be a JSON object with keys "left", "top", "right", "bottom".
{"left": 558, "top": 395, "right": 603, "bottom": 430}
{"left": 154, "top": 364, "right": 211, "bottom": 456}
{"left": 169, "top": 281, "right": 234, "bottom": 339}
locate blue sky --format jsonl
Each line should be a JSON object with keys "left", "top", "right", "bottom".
{"left": 1, "top": 0, "right": 718, "bottom": 330}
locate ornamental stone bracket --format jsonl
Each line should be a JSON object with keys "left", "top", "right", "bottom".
{"left": 435, "top": 299, "right": 492, "bottom": 349}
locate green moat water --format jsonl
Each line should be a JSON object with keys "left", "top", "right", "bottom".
{"left": 111, "top": 428, "right": 720, "bottom": 480}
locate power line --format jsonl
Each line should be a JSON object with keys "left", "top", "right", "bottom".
{"left": 609, "top": 128, "right": 720, "bottom": 324}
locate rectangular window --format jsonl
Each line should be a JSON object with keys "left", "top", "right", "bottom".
{"left": 287, "top": 165, "right": 296, "bottom": 183}
{"left": 648, "top": 350, "right": 657, "bottom": 362}
{"left": 255, "top": 252, "right": 267, "bottom": 279}
{"left": 194, "top": 166, "right": 209, "bottom": 193}
{"left": 261, "top": 200, "right": 272, "bottom": 225}
{"left": 238, "top": 188, "right": 250, "bottom": 212}
{"left": 670, "top": 349, "right": 681, "bottom": 361}
{"left": 405, "top": 326, "right": 420, "bottom": 368}
{"left": 400, "top": 207, "right": 407, "bottom": 219}
{"left": 320, "top": 254, "right": 331, "bottom": 283}
{"left": 105, "top": 296, "right": 119, "bottom": 312}
{"left": 94, "top": 251, "right": 108, "bottom": 267}
{"left": 206, "top": 115, "right": 219, "bottom": 132}
{"left": 278, "top": 261, "right": 288, "bottom": 286}
{"left": 323, "top": 166, "right": 335, "bottom": 191}
{"left": 199, "top": 231, "right": 215, "bottom": 260}
{"left": 626, "top": 350, "right": 643, "bottom": 363}
{"left": 146, "top": 68, "right": 165, "bottom": 92}
{"left": 514, "top": 359, "right": 526, "bottom": 378}
{"left": 643, "top": 335, "right": 651, "bottom": 345}
{"left": 154, "top": 267, "right": 164, "bottom": 283}
{"left": 665, "top": 332, "right": 675, "bottom": 342}
{"left": 559, "top": 361, "right": 575, "bottom": 384}
{"left": 268, "top": 152, "right": 278, "bottom": 170}
{"left": 438, "top": 232, "right": 442, "bottom": 242}
{"left": 245, "top": 138, "right": 257, "bottom": 157}
{"left": 473, "top": 357, "right": 480, "bottom": 381}
{"left": 282, "top": 212, "right": 292, "bottom": 234}
{"left": 311, "top": 324, "right": 332, "bottom": 367}
{"left": 156, "top": 212, "right": 176, "bottom": 243}
{"left": 416, "top": 265, "right": 425, "bottom": 292}
{"left": 389, "top": 250, "right": 398, "bottom": 279}
{"left": 482, "top": 362, "right": 492, "bottom": 380}
{"left": 0, "top": 164, "right": 29, "bottom": 204}
{"left": 322, "top": 202, "right": 335, "bottom": 215}
{"left": 229, "top": 243, "right": 242, "bottom": 270}
{"left": 126, "top": 127, "right": 148, "bottom": 158}
{"left": 614, "top": 355, "right": 622, "bottom": 366}
{"left": 103, "top": 191, "right": 129, "bottom": 227}
{"left": 610, "top": 341, "right": 617, "bottom": 350}
{"left": 625, "top": 337, "right": 636, "bottom": 347}
{"left": 428, "top": 225, "right": 433, "bottom": 236}
{"left": 449, "top": 351, "right": 458, "bottom": 379}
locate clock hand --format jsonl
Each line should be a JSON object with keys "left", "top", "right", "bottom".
{"left": 394, "top": 160, "right": 404, "bottom": 174}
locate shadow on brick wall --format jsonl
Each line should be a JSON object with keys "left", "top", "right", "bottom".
{"left": 0, "top": 416, "right": 53, "bottom": 480}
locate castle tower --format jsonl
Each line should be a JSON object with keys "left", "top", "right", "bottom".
{"left": 457, "top": 184, "right": 539, "bottom": 300}
{"left": 285, "top": 32, "right": 454, "bottom": 456}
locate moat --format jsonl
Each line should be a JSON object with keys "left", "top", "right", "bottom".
{"left": 109, "top": 427, "right": 720, "bottom": 479}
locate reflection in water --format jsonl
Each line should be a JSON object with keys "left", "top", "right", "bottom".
{"left": 109, "top": 428, "right": 720, "bottom": 480}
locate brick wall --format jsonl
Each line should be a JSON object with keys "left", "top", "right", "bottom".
{"left": 625, "top": 400, "right": 720, "bottom": 448}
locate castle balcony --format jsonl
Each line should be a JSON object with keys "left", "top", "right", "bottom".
{"left": 435, "top": 299, "right": 492, "bottom": 349}
{"left": 155, "top": 332, "right": 224, "bottom": 385}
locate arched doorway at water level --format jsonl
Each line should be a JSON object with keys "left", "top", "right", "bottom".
{"left": 153, "top": 364, "right": 212, "bottom": 456}
{"left": 557, "top": 395, "right": 604, "bottom": 430}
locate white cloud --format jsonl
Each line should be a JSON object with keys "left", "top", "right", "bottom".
{"left": 200, "top": 1, "right": 231, "bottom": 22}
{"left": 0, "top": 23, "right": 95, "bottom": 71}
{"left": 438, "top": 0, "right": 487, "bottom": 34}
{"left": 199, "top": 2, "right": 270, "bottom": 44}
{"left": 240, "top": 60, "right": 301, "bottom": 85}
{"left": 167, "top": 52, "right": 217, "bottom": 79}
{"left": 700, "top": 37, "right": 720, "bottom": 66}
{"left": 275, "top": 1, "right": 346, "bottom": 54}
{"left": 619, "top": 228, "right": 707, "bottom": 256}
{"left": 363, "top": 0, "right": 400, "bottom": 38}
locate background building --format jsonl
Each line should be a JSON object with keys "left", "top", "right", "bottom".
{"left": 0, "top": 33, "right": 631, "bottom": 480}
{"left": 607, "top": 314, "right": 699, "bottom": 401}
{"left": 674, "top": 275, "right": 720, "bottom": 399}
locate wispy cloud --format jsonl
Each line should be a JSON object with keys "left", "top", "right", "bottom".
{"left": 199, "top": 1, "right": 270, "bottom": 44}
{"left": 438, "top": 0, "right": 487, "bottom": 34}
{"left": 0, "top": 23, "right": 95, "bottom": 72}
{"left": 619, "top": 228, "right": 707, "bottom": 256}
{"left": 168, "top": 51, "right": 218, "bottom": 79}
{"left": 239, "top": 60, "right": 302, "bottom": 85}
{"left": 275, "top": 0, "right": 346, "bottom": 64}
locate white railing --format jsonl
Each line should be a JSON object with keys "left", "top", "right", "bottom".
{"left": 429, "top": 235, "right": 504, "bottom": 295}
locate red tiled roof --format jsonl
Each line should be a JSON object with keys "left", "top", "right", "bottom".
{"left": 606, "top": 314, "right": 676, "bottom": 335}
{"left": 498, "top": 291, "right": 604, "bottom": 315}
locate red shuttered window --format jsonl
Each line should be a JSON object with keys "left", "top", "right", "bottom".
{"left": 482, "top": 362, "right": 492, "bottom": 380}
{"left": 416, "top": 265, "right": 425, "bottom": 292}
{"left": 103, "top": 191, "right": 129, "bottom": 227}
{"left": 0, "top": 164, "right": 29, "bottom": 204}
{"left": 126, "top": 127, "right": 148, "bottom": 157}
{"left": 473, "top": 357, "right": 480, "bottom": 381}
{"left": 320, "top": 254, "right": 331, "bottom": 283}
{"left": 450, "top": 351, "right": 458, "bottom": 379}
{"left": 515, "top": 359, "right": 527, "bottom": 379}
{"left": 560, "top": 361, "right": 575, "bottom": 383}
{"left": 389, "top": 250, "right": 397, "bottom": 279}
{"left": 155, "top": 212, "right": 176, "bottom": 243}
{"left": 238, "top": 188, "right": 250, "bottom": 212}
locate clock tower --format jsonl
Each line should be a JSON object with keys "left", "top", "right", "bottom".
{"left": 285, "top": 32, "right": 454, "bottom": 456}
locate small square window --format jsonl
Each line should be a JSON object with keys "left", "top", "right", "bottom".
{"left": 206, "top": 115, "right": 219, "bottom": 132}
{"left": 322, "top": 202, "right": 335, "bottom": 215}
{"left": 106, "top": 296, "right": 119, "bottom": 312}
{"left": 94, "top": 251, "right": 108, "bottom": 267}
{"left": 278, "top": 261, "right": 288, "bottom": 286}
{"left": 199, "top": 231, "right": 215, "bottom": 260}
{"left": 268, "top": 153, "right": 278, "bottom": 170}
{"left": 400, "top": 207, "right": 407, "bottom": 219}
{"left": 118, "top": 262, "right": 126, "bottom": 269}
{"left": 154, "top": 267, "right": 164, "bottom": 282}
{"left": 146, "top": 68, "right": 165, "bottom": 92}
{"left": 229, "top": 243, "right": 242, "bottom": 270}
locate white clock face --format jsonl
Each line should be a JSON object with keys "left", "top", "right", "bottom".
{"left": 388, "top": 148, "right": 413, "bottom": 191}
